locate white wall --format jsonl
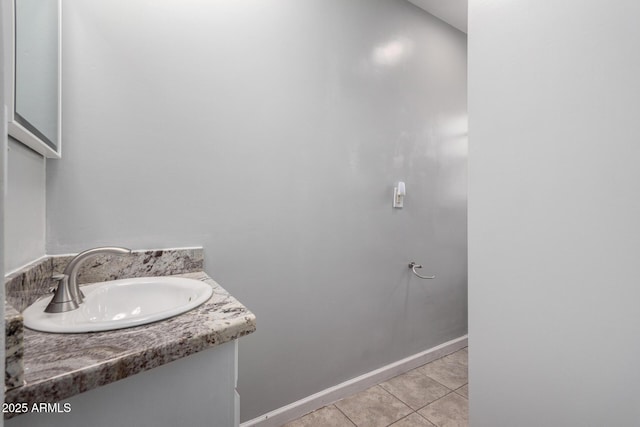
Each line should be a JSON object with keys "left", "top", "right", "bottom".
{"left": 4, "top": 138, "right": 46, "bottom": 272}
{"left": 49, "top": 0, "right": 467, "bottom": 420}
{"left": 469, "top": 1, "right": 640, "bottom": 425}
{"left": 1, "top": 0, "right": 7, "bottom": 420}
{"left": 2, "top": 0, "right": 47, "bottom": 273}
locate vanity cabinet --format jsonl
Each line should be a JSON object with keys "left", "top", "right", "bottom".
{"left": 6, "top": 341, "right": 240, "bottom": 427}
{"left": 4, "top": 251, "right": 255, "bottom": 427}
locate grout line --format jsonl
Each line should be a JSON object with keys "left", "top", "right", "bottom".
{"left": 356, "top": 350, "right": 468, "bottom": 426}
{"left": 382, "top": 348, "right": 469, "bottom": 414}
{"left": 413, "top": 354, "right": 468, "bottom": 391}
{"left": 378, "top": 382, "right": 428, "bottom": 412}
{"left": 414, "top": 411, "right": 437, "bottom": 426}
{"left": 453, "top": 384, "right": 469, "bottom": 400}
{"left": 415, "top": 389, "right": 459, "bottom": 413}
{"left": 358, "top": 352, "right": 463, "bottom": 415}
{"left": 412, "top": 364, "right": 456, "bottom": 391}
{"left": 414, "top": 410, "right": 438, "bottom": 426}
{"left": 416, "top": 391, "right": 460, "bottom": 426}
{"left": 332, "top": 404, "right": 358, "bottom": 427}
{"left": 421, "top": 374, "right": 454, "bottom": 391}
{"left": 374, "top": 384, "right": 413, "bottom": 413}
{"left": 418, "top": 390, "right": 469, "bottom": 426}
{"left": 384, "top": 411, "right": 416, "bottom": 427}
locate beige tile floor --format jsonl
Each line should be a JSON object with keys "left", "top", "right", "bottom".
{"left": 284, "top": 348, "right": 468, "bottom": 427}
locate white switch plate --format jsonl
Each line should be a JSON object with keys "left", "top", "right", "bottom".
{"left": 393, "top": 187, "right": 404, "bottom": 208}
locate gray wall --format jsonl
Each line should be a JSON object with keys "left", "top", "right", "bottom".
{"left": 469, "top": 0, "right": 640, "bottom": 425}
{"left": 48, "top": 0, "right": 467, "bottom": 420}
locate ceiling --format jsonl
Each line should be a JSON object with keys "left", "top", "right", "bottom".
{"left": 406, "top": 0, "right": 468, "bottom": 33}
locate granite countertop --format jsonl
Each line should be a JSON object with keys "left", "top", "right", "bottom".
{"left": 4, "top": 271, "right": 256, "bottom": 418}
{"left": 5, "top": 303, "right": 24, "bottom": 390}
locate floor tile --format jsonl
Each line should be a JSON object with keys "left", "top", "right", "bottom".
{"left": 283, "top": 405, "right": 355, "bottom": 427}
{"left": 417, "top": 350, "right": 468, "bottom": 390}
{"left": 389, "top": 412, "right": 436, "bottom": 427}
{"left": 335, "top": 385, "right": 412, "bottom": 427}
{"left": 380, "top": 369, "right": 451, "bottom": 410}
{"left": 418, "top": 393, "right": 468, "bottom": 427}
{"left": 446, "top": 348, "right": 467, "bottom": 366}
{"left": 454, "top": 384, "right": 468, "bottom": 398}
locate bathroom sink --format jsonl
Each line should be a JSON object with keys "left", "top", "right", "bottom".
{"left": 23, "top": 276, "right": 213, "bottom": 333}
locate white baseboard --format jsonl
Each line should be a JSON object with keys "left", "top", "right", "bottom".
{"left": 241, "top": 335, "right": 468, "bottom": 427}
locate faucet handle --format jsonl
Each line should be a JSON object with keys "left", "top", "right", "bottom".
{"left": 49, "top": 274, "right": 67, "bottom": 293}
{"left": 45, "top": 274, "right": 80, "bottom": 313}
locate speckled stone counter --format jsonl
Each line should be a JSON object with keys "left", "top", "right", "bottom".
{"left": 5, "top": 303, "right": 24, "bottom": 391}
{"left": 4, "top": 271, "right": 255, "bottom": 419}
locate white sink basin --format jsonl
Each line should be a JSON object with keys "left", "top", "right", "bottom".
{"left": 23, "top": 276, "right": 213, "bottom": 333}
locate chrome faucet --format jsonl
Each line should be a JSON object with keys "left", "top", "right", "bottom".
{"left": 45, "top": 246, "right": 132, "bottom": 313}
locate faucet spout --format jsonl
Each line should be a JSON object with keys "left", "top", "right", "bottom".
{"left": 64, "top": 246, "right": 132, "bottom": 304}
{"left": 46, "top": 246, "right": 132, "bottom": 313}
